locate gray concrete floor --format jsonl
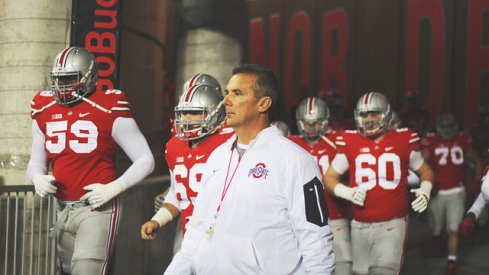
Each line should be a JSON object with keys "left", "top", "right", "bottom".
{"left": 401, "top": 212, "right": 489, "bottom": 275}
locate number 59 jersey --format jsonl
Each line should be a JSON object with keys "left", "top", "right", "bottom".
{"left": 333, "top": 129, "right": 421, "bottom": 222}
{"left": 30, "top": 90, "right": 132, "bottom": 201}
{"left": 164, "top": 128, "right": 234, "bottom": 233}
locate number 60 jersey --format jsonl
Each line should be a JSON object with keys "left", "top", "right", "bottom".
{"left": 333, "top": 128, "right": 422, "bottom": 222}
{"left": 30, "top": 89, "right": 132, "bottom": 201}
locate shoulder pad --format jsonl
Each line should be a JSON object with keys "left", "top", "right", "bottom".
{"left": 104, "top": 89, "right": 131, "bottom": 113}
{"left": 395, "top": 127, "right": 409, "bottom": 132}
{"left": 344, "top": 130, "right": 358, "bottom": 134}
{"left": 31, "top": 90, "right": 56, "bottom": 119}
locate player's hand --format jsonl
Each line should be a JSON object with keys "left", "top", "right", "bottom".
{"left": 141, "top": 220, "right": 160, "bottom": 240}
{"left": 80, "top": 180, "right": 124, "bottom": 209}
{"left": 32, "top": 175, "right": 57, "bottom": 197}
{"left": 460, "top": 212, "right": 476, "bottom": 237}
{"left": 154, "top": 193, "right": 165, "bottom": 212}
{"left": 350, "top": 187, "right": 367, "bottom": 206}
{"left": 334, "top": 184, "right": 367, "bottom": 206}
{"left": 410, "top": 181, "right": 432, "bottom": 213}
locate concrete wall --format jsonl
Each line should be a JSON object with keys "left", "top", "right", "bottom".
{"left": 0, "top": 0, "right": 71, "bottom": 185}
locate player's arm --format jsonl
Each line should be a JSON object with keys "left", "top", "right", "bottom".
{"left": 27, "top": 120, "right": 57, "bottom": 197}
{"left": 481, "top": 169, "right": 489, "bottom": 202}
{"left": 324, "top": 153, "right": 367, "bottom": 206}
{"left": 141, "top": 202, "right": 180, "bottom": 240}
{"left": 411, "top": 151, "right": 434, "bottom": 213}
{"left": 141, "top": 178, "right": 181, "bottom": 240}
{"left": 81, "top": 117, "right": 155, "bottom": 208}
{"left": 421, "top": 147, "right": 431, "bottom": 161}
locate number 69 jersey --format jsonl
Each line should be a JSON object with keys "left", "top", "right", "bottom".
{"left": 30, "top": 89, "right": 132, "bottom": 201}
{"left": 333, "top": 128, "right": 422, "bottom": 222}
{"left": 164, "top": 128, "right": 233, "bottom": 233}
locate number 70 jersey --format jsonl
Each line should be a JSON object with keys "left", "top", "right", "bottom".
{"left": 333, "top": 128, "right": 421, "bottom": 222}
{"left": 164, "top": 128, "right": 234, "bottom": 233}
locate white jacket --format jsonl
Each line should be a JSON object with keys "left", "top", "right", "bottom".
{"left": 165, "top": 126, "right": 335, "bottom": 275}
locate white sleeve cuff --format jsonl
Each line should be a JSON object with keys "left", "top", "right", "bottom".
{"left": 331, "top": 153, "right": 349, "bottom": 175}
{"left": 409, "top": 150, "right": 424, "bottom": 171}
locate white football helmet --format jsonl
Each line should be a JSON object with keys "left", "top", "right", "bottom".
{"left": 182, "top": 73, "right": 221, "bottom": 95}
{"left": 50, "top": 47, "right": 98, "bottom": 105}
{"left": 435, "top": 112, "right": 458, "bottom": 140}
{"left": 296, "top": 97, "right": 329, "bottom": 142}
{"left": 388, "top": 111, "right": 402, "bottom": 130}
{"left": 354, "top": 91, "right": 392, "bottom": 136}
{"left": 174, "top": 84, "right": 225, "bottom": 140}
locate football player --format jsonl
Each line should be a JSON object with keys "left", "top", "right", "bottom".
{"left": 140, "top": 75, "right": 233, "bottom": 254}
{"left": 422, "top": 112, "right": 481, "bottom": 274}
{"left": 324, "top": 91, "right": 434, "bottom": 275}
{"left": 289, "top": 96, "right": 352, "bottom": 275}
{"left": 27, "top": 47, "right": 155, "bottom": 275}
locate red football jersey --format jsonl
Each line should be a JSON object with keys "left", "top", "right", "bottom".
{"left": 165, "top": 128, "right": 233, "bottom": 233}
{"left": 335, "top": 129, "right": 420, "bottom": 222}
{"left": 289, "top": 133, "right": 350, "bottom": 220}
{"left": 423, "top": 132, "right": 470, "bottom": 190}
{"left": 31, "top": 89, "right": 132, "bottom": 201}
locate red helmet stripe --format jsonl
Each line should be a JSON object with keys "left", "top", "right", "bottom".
{"left": 58, "top": 47, "right": 75, "bottom": 68}
{"left": 307, "top": 97, "right": 314, "bottom": 114}
{"left": 183, "top": 85, "right": 199, "bottom": 103}
{"left": 363, "top": 92, "right": 372, "bottom": 106}
{"left": 188, "top": 74, "right": 202, "bottom": 88}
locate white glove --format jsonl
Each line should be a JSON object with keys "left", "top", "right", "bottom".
{"left": 80, "top": 179, "right": 125, "bottom": 209}
{"left": 32, "top": 175, "right": 57, "bottom": 197}
{"left": 410, "top": 181, "right": 432, "bottom": 213}
{"left": 334, "top": 184, "right": 367, "bottom": 206}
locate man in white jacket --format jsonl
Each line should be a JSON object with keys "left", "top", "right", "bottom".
{"left": 164, "top": 64, "right": 335, "bottom": 274}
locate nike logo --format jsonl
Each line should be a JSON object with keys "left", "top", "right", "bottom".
{"left": 385, "top": 146, "right": 394, "bottom": 151}
{"left": 387, "top": 227, "right": 396, "bottom": 231}
{"left": 196, "top": 155, "right": 205, "bottom": 160}
{"left": 336, "top": 227, "right": 344, "bottom": 232}
{"left": 79, "top": 112, "right": 90, "bottom": 118}
{"left": 318, "top": 149, "right": 327, "bottom": 154}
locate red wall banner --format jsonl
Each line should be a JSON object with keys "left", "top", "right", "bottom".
{"left": 246, "top": 0, "right": 489, "bottom": 128}
{"left": 71, "top": 0, "right": 122, "bottom": 91}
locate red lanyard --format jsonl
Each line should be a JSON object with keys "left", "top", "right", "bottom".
{"left": 217, "top": 145, "right": 243, "bottom": 211}
{"left": 206, "top": 143, "right": 244, "bottom": 239}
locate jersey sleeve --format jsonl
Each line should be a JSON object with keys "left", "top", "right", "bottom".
{"left": 164, "top": 170, "right": 181, "bottom": 210}
{"left": 30, "top": 90, "right": 56, "bottom": 119}
{"left": 406, "top": 129, "right": 421, "bottom": 151}
{"left": 105, "top": 90, "right": 132, "bottom": 118}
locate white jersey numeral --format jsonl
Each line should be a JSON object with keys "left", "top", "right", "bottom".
{"left": 45, "top": 120, "right": 98, "bottom": 154}
{"left": 355, "top": 153, "right": 401, "bottom": 190}
{"left": 314, "top": 155, "right": 330, "bottom": 174}
{"left": 434, "top": 145, "right": 464, "bottom": 165}
{"left": 173, "top": 163, "right": 205, "bottom": 209}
